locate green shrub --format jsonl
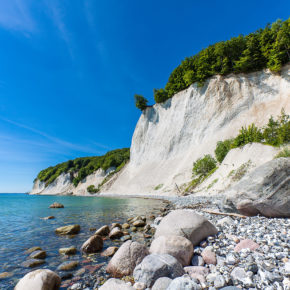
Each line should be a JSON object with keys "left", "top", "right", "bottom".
{"left": 275, "top": 147, "right": 290, "bottom": 158}
{"left": 193, "top": 154, "right": 217, "bottom": 177}
{"left": 134, "top": 94, "right": 148, "bottom": 111}
{"left": 154, "top": 184, "right": 163, "bottom": 190}
{"left": 215, "top": 139, "right": 233, "bottom": 163}
{"left": 87, "top": 185, "right": 99, "bottom": 194}
{"left": 231, "top": 124, "right": 263, "bottom": 148}
{"left": 154, "top": 88, "right": 169, "bottom": 103}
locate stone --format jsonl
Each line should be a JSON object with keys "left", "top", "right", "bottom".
{"left": 220, "top": 287, "right": 241, "bottom": 290}
{"left": 224, "top": 158, "right": 290, "bottom": 217}
{"left": 122, "top": 223, "right": 130, "bottom": 229}
{"left": 167, "top": 275, "right": 201, "bottom": 290}
{"left": 95, "top": 225, "right": 110, "bottom": 236}
{"left": 49, "top": 202, "right": 64, "bottom": 208}
{"left": 214, "top": 274, "right": 226, "bottom": 288}
{"left": 21, "top": 259, "right": 45, "bottom": 268}
{"left": 106, "top": 240, "right": 149, "bottom": 278}
{"left": 25, "top": 247, "right": 42, "bottom": 254}
{"left": 201, "top": 246, "right": 216, "bottom": 265}
{"left": 0, "top": 272, "right": 13, "bottom": 279}
{"left": 57, "top": 261, "right": 78, "bottom": 271}
{"left": 15, "top": 269, "right": 61, "bottom": 290}
{"left": 231, "top": 267, "right": 254, "bottom": 287}
{"left": 234, "top": 239, "right": 259, "bottom": 252}
{"left": 131, "top": 227, "right": 137, "bottom": 232}
{"left": 41, "top": 216, "right": 55, "bottom": 220}
{"left": 29, "top": 250, "right": 46, "bottom": 259}
{"left": 55, "top": 225, "right": 80, "bottom": 235}
{"left": 155, "top": 210, "right": 217, "bottom": 246}
{"left": 217, "top": 216, "right": 234, "bottom": 227}
{"left": 101, "top": 247, "right": 118, "bottom": 257}
{"left": 109, "top": 227, "right": 123, "bottom": 239}
{"left": 226, "top": 253, "right": 239, "bottom": 265}
{"left": 152, "top": 277, "right": 172, "bottom": 290}
{"left": 81, "top": 235, "right": 103, "bottom": 253}
{"left": 111, "top": 223, "right": 122, "bottom": 229}
{"left": 133, "top": 220, "right": 146, "bottom": 227}
{"left": 133, "top": 282, "right": 146, "bottom": 289}
{"left": 121, "top": 235, "right": 132, "bottom": 242}
{"left": 150, "top": 235, "right": 193, "bottom": 266}
{"left": 59, "top": 246, "right": 77, "bottom": 255}
{"left": 285, "top": 261, "right": 290, "bottom": 274}
{"left": 184, "top": 266, "right": 209, "bottom": 277}
{"left": 99, "top": 278, "right": 135, "bottom": 290}
{"left": 133, "top": 253, "right": 184, "bottom": 287}
{"left": 191, "top": 255, "right": 204, "bottom": 266}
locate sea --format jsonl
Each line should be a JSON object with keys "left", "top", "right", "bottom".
{"left": 0, "top": 193, "right": 166, "bottom": 289}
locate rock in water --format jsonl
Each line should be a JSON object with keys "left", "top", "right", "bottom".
{"left": 55, "top": 224, "right": 80, "bottom": 235}
{"left": 133, "top": 253, "right": 184, "bottom": 287}
{"left": 99, "top": 278, "right": 135, "bottom": 290}
{"left": 29, "top": 250, "right": 46, "bottom": 259}
{"left": 15, "top": 269, "right": 61, "bottom": 290}
{"left": 49, "top": 202, "right": 64, "bottom": 208}
{"left": 81, "top": 235, "right": 103, "bottom": 253}
{"left": 95, "top": 225, "right": 110, "bottom": 236}
{"left": 59, "top": 246, "right": 77, "bottom": 255}
{"left": 21, "top": 259, "right": 45, "bottom": 268}
{"left": 224, "top": 158, "right": 290, "bottom": 217}
{"left": 109, "top": 227, "right": 123, "bottom": 239}
{"left": 154, "top": 210, "right": 217, "bottom": 246}
{"left": 106, "top": 240, "right": 148, "bottom": 277}
{"left": 57, "top": 261, "right": 78, "bottom": 271}
{"left": 150, "top": 235, "right": 193, "bottom": 266}
{"left": 101, "top": 246, "right": 118, "bottom": 257}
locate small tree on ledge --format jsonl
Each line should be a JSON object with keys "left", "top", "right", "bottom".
{"left": 134, "top": 94, "right": 148, "bottom": 111}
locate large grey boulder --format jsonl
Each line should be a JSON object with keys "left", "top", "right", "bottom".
{"left": 133, "top": 254, "right": 184, "bottom": 287}
{"left": 150, "top": 235, "right": 193, "bottom": 266}
{"left": 167, "top": 276, "right": 201, "bottom": 290}
{"left": 224, "top": 158, "right": 290, "bottom": 217}
{"left": 98, "top": 278, "right": 134, "bottom": 290}
{"left": 155, "top": 210, "right": 217, "bottom": 246}
{"left": 15, "top": 269, "right": 61, "bottom": 290}
{"left": 106, "top": 240, "right": 149, "bottom": 278}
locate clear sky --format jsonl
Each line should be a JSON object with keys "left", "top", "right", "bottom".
{"left": 0, "top": 0, "right": 289, "bottom": 192}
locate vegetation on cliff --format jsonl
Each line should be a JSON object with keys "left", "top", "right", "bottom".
{"left": 36, "top": 148, "right": 130, "bottom": 187}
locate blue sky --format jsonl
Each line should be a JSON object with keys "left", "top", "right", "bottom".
{"left": 0, "top": 0, "right": 289, "bottom": 192}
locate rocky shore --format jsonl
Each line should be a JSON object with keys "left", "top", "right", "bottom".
{"left": 12, "top": 195, "right": 290, "bottom": 290}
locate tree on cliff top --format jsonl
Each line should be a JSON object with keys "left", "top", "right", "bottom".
{"left": 134, "top": 94, "right": 148, "bottom": 111}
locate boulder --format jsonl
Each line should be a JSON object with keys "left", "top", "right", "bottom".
{"left": 152, "top": 277, "right": 172, "bottom": 290}
{"left": 49, "top": 202, "right": 64, "bottom": 208}
{"left": 95, "top": 225, "right": 110, "bottom": 236}
{"left": 101, "top": 246, "right": 118, "bottom": 257}
{"left": 155, "top": 210, "right": 217, "bottom": 246}
{"left": 106, "top": 240, "right": 149, "bottom": 277}
{"left": 55, "top": 225, "right": 80, "bottom": 235}
{"left": 132, "top": 220, "right": 146, "bottom": 227}
{"left": 81, "top": 235, "right": 103, "bottom": 253}
{"left": 133, "top": 254, "right": 184, "bottom": 287}
{"left": 41, "top": 216, "right": 55, "bottom": 220}
{"left": 57, "top": 261, "right": 78, "bottom": 271}
{"left": 109, "top": 227, "right": 123, "bottom": 239}
{"left": 29, "top": 250, "right": 46, "bottom": 259}
{"left": 150, "top": 235, "right": 193, "bottom": 266}
{"left": 224, "top": 158, "right": 290, "bottom": 217}
{"left": 167, "top": 276, "right": 201, "bottom": 290}
{"left": 59, "top": 246, "right": 77, "bottom": 255}
{"left": 15, "top": 269, "right": 61, "bottom": 290}
{"left": 99, "top": 278, "right": 134, "bottom": 290}
{"left": 21, "top": 259, "right": 45, "bottom": 268}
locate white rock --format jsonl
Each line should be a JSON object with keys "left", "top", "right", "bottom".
{"left": 99, "top": 278, "right": 135, "bottom": 290}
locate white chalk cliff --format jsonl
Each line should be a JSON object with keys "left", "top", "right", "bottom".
{"left": 31, "top": 65, "right": 290, "bottom": 196}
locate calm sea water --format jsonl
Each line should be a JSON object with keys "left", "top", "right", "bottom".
{"left": 0, "top": 193, "right": 166, "bottom": 289}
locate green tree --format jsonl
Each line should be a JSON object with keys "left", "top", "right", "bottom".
{"left": 215, "top": 139, "right": 233, "bottom": 163}
{"left": 193, "top": 155, "right": 217, "bottom": 177}
{"left": 154, "top": 88, "right": 169, "bottom": 103}
{"left": 232, "top": 124, "right": 263, "bottom": 148}
{"left": 134, "top": 94, "right": 148, "bottom": 111}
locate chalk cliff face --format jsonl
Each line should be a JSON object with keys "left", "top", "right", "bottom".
{"left": 102, "top": 65, "right": 290, "bottom": 195}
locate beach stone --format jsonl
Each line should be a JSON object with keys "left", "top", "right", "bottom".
{"left": 0, "top": 272, "right": 13, "bottom": 279}
{"left": 191, "top": 255, "right": 204, "bottom": 266}
{"left": 226, "top": 253, "right": 239, "bottom": 265}
{"left": 55, "top": 224, "right": 80, "bottom": 235}
{"left": 59, "top": 246, "right": 77, "bottom": 255}
{"left": 167, "top": 276, "right": 201, "bottom": 290}
{"left": 21, "top": 259, "right": 45, "bottom": 268}
{"left": 101, "top": 246, "right": 118, "bottom": 257}
{"left": 122, "top": 223, "right": 130, "bottom": 229}
{"left": 109, "top": 227, "right": 123, "bottom": 239}
{"left": 201, "top": 246, "right": 216, "bottom": 265}
{"left": 95, "top": 225, "right": 110, "bottom": 236}
{"left": 121, "top": 235, "right": 132, "bottom": 242}
{"left": 231, "top": 267, "right": 254, "bottom": 287}
{"left": 133, "top": 253, "right": 184, "bottom": 287}
{"left": 150, "top": 235, "right": 193, "bottom": 266}
{"left": 220, "top": 287, "right": 241, "bottom": 290}
{"left": 184, "top": 266, "right": 209, "bottom": 277}
{"left": 81, "top": 234, "right": 103, "bottom": 253}
{"left": 41, "top": 216, "right": 55, "bottom": 220}
{"left": 57, "top": 261, "right": 78, "bottom": 271}
{"left": 155, "top": 210, "right": 217, "bottom": 246}
{"left": 15, "top": 269, "right": 61, "bottom": 290}
{"left": 131, "top": 227, "right": 137, "bottom": 232}
{"left": 49, "top": 202, "right": 64, "bottom": 208}
{"left": 224, "top": 158, "right": 290, "bottom": 217}
{"left": 133, "top": 220, "right": 146, "bottom": 227}
{"left": 214, "top": 274, "right": 226, "bottom": 288}
{"left": 25, "top": 247, "right": 42, "bottom": 254}
{"left": 99, "top": 278, "right": 135, "bottom": 290}
{"left": 30, "top": 250, "right": 46, "bottom": 259}
{"left": 133, "top": 282, "right": 146, "bottom": 289}
{"left": 234, "top": 239, "right": 259, "bottom": 252}
{"left": 106, "top": 240, "right": 149, "bottom": 278}
{"left": 111, "top": 223, "right": 122, "bottom": 229}
{"left": 151, "top": 277, "right": 172, "bottom": 290}
{"left": 217, "top": 216, "right": 234, "bottom": 227}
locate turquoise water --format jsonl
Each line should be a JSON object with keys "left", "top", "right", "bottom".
{"left": 0, "top": 193, "right": 166, "bottom": 289}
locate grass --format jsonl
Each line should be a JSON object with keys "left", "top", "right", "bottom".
{"left": 231, "top": 161, "right": 252, "bottom": 182}
{"left": 154, "top": 184, "right": 163, "bottom": 190}
{"left": 275, "top": 147, "right": 290, "bottom": 158}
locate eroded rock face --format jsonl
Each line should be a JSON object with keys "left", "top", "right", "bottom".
{"left": 106, "top": 240, "right": 149, "bottom": 278}
{"left": 55, "top": 225, "right": 80, "bottom": 235}
{"left": 150, "top": 235, "right": 193, "bottom": 266}
{"left": 81, "top": 235, "right": 103, "bottom": 253}
{"left": 98, "top": 278, "right": 134, "bottom": 290}
{"left": 15, "top": 269, "right": 61, "bottom": 290}
{"left": 133, "top": 253, "right": 184, "bottom": 287}
{"left": 155, "top": 210, "right": 217, "bottom": 246}
{"left": 224, "top": 158, "right": 290, "bottom": 217}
